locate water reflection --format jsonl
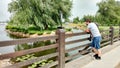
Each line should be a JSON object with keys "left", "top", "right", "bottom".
{"left": 0, "top": 23, "right": 14, "bottom": 54}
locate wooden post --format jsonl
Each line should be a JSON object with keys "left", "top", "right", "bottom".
{"left": 56, "top": 29, "right": 65, "bottom": 68}
{"left": 119, "top": 24, "right": 120, "bottom": 40}
{"left": 109, "top": 26, "right": 114, "bottom": 45}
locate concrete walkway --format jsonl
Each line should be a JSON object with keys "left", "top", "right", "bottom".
{"left": 83, "top": 43, "right": 120, "bottom": 68}
{"left": 65, "top": 41, "right": 120, "bottom": 68}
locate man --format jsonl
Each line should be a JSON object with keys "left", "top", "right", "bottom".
{"left": 85, "top": 19, "right": 102, "bottom": 60}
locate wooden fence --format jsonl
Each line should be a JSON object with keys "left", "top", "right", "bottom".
{"left": 0, "top": 26, "right": 120, "bottom": 68}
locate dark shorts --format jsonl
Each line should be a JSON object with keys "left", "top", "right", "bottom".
{"left": 90, "top": 36, "right": 102, "bottom": 49}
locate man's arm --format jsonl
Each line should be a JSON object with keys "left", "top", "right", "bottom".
{"left": 85, "top": 29, "right": 92, "bottom": 41}
{"left": 85, "top": 29, "right": 90, "bottom": 33}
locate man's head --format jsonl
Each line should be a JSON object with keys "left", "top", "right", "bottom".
{"left": 85, "top": 19, "right": 91, "bottom": 25}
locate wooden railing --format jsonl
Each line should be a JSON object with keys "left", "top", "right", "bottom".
{"left": 100, "top": 26, "right": 120, "bottom": 46}
{"left": 0, "top": 26, "right": 120, "bottom": 68}
{"left": 0, "top": 34, "right": 59, "bottom": 68}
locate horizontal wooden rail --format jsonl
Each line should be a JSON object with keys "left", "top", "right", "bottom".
{"left": 114, "top": 35, "right": 119, "bottom": 38}
{"left": 100, "top": 29, "right": 110, "bottom": 32}
{"left": 0, "top": 35, "right": 58, "bottom": 47}
{"left": 65, "top": 32, "right": 87, "bottom": 38}
{"left": 101, "top": 41, "right": 111, "bottom": 47}
{"left": 101, "top": 33, "right": 109, "bottom": 36}
{"left": 65, "top": 43, "right": 90, "bottom": 53}
{"left": 102, "top": 35, "right": 109, "bottom": 39}
{"left": 5, "top": 52, "right": 58, "bottom": 68}
{"left": 113, "top": 38, "right": 119, "bottom": 42}
{"left": 65, "top": 52, "right": 81, "bottom": 61}
{"left": 39, "top": 61, "right": 58, "bottom": 68}
{"left": 0, "top": 44, "right": 58, "bottom": 60}
{"left": 65, "top": 37, "right": 88, "bottom": 45}
{"left": 101, "top": 38, "right": 110, "bottom": 43}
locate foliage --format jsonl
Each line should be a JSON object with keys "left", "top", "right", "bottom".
{"left": 80, "top": 15, "right": 96, "bottom": 22}
{"left": 12, "top": 54, "right": 53, "bottom": 68}
{"left": 73, "top": 17, "right": 80, "bottom": 23}
{"left": 6, "top": 25, "right": 28, "bottom": 33}
{"left": 28, "top": 60, "right": 53, "bottom": 68}
{"left": 97, "top": 0, "right": 120, "bottom": 25}
{"left": 8, "top": 0, "right": 72, "bottom": 30}
{"left": 6, "top": 24, "right": 57, "bottom": 36}
{"left": 65, "top": 28, "right": 72, "bottom": 32}
{"left": 13, "top": 41, "right": 56, "bottom": 68}
{"left": 80, "top": 0, "right": 120, "bottom": 26}
{"left": 97, "top": 0, "right": 120, "bottom": 24}
{"left": 15, "top": 54, "right": 36, "bottom": 62}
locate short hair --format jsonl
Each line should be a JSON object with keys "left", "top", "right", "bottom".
{"left": 85, "top": 19, "right": 91, "bottom": 23}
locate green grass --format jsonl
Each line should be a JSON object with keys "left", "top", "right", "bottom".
{"left": 6, "top": 24, "right": 57, "bottom": 35}
{"left": 99, "top": 26, "right": 119, "bottom": 30}
{"left": 99, "top": 26, "right": 119, "bottom": 28}
{"left": 6, "top": 24, "right": 119, "bottom": 36}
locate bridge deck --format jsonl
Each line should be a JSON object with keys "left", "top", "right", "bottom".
{"left": 65, "top": 41, "right": 120, "bottom": 68}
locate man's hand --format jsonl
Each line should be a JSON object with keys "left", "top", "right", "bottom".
{"left": 85, "top": 29, "right": 90, "bottom": 34}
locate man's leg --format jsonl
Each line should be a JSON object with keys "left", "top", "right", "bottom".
{"left": 92, "top": 48, "right": 101, "bottom": 59}
{"left": 92, "top": 48, "right": 101, "bottom": 55}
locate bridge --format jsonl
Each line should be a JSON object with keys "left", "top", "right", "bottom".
{"left": 65, "top": 41, "right": 120, "bottom": 68}
{"left": 0, "top": 26, "right": 120, "bottom": 68}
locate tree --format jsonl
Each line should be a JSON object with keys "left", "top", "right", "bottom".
{"left": 8, "top": 0, "right": 72, "bottom": 30}
{"left": 80, "top": 0, "right": 120, "bottom": 26}
{"left": 73, "top": 17, "right": 80, "bottom": 23}
{"left": 79, "top": 15, "right": 96, "bottom": 23}
{"left": 97, "top": 0, "right": 120, "bottom": 25}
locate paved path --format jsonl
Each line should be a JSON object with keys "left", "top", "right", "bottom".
{"left": 65, "top": 41, "right": 120, "bottom": 68}
{"left": 83, "top": 43, "right": 120, "bottom": 68}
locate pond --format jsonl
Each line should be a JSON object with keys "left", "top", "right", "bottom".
{"left": 0, "top": 23, "right": 14, "bottom": 54}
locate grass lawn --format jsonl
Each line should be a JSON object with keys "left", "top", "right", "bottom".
{"left": 99, "top": 26, "right": 119, "bottom": 30}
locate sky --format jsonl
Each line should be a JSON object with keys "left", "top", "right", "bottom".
{"left": 0, "top": 0, "right": 11, "bottom": 21}
{"left": 69, "top": 0, "right": 102, "bottom": 20}
{"left": 0, "top": 0, "right": 120, "bottom": 21}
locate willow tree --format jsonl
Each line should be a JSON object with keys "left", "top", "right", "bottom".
{"left": 97, "top": 0, "right": 120, "bottom": 25}
{"left": 8, "top": 0, "right": 72, "bottom": 30}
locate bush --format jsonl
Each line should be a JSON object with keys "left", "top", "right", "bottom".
{"left": 28, "top": 59, "right": 53, "bottom": 68}
{"left": 28, "top": 31, "right": 37, "bottom": 35}
{"left": 28, "top": 30, "right": 43, "bottom": 35}
{"left": 37, "top": 31, "right": 43, "bottom": 35}
{"left": 65, "top": 28, "right": 72, "bottom": 32}
{"left": 6, "top": 25, "right": 56, "bottom": 35}
{"left": 6, "top": 25, "right": 28, "bottom": 33}
{"left": 73, "top": 17, "right": 80, "bottom": 24}
{"left": 28, "top": 25, "right": 39, "bottom": 30}
{"left": 44, "top": 31, "right": 51, "bottom": 34}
